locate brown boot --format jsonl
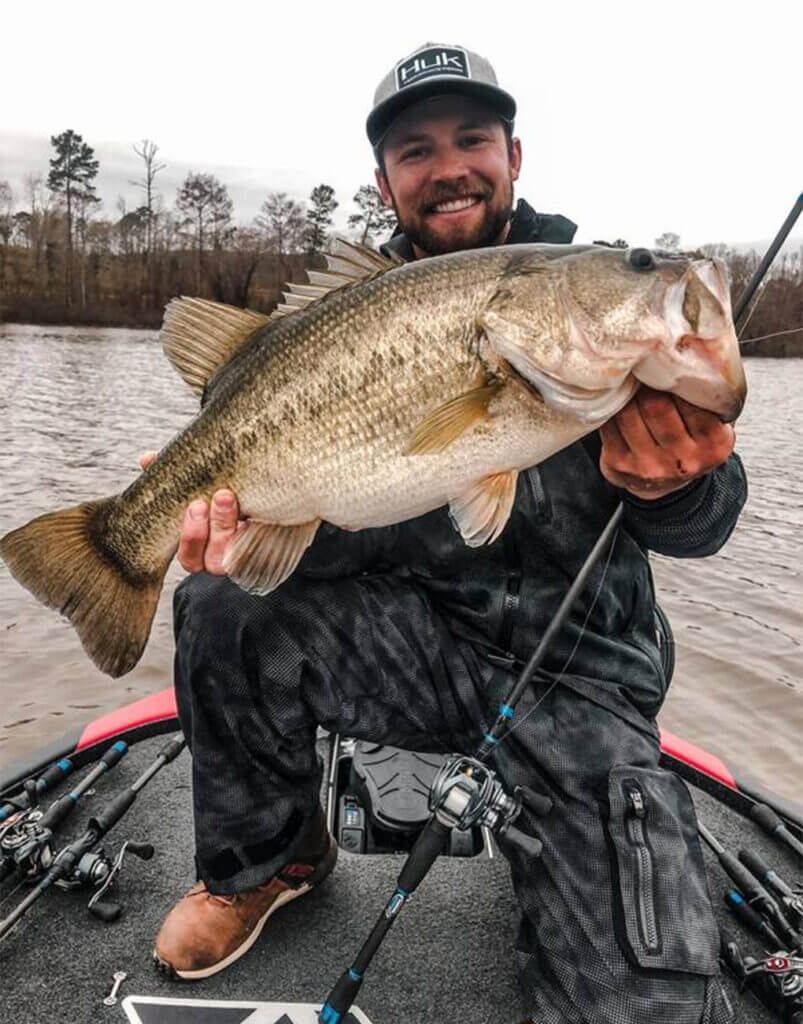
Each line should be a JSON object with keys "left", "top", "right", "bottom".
{"left": 153, "top": 808, "right": 337, "bottom": 979}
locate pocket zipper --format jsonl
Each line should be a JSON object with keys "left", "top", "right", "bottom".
{"left": 625, "top": 782, "right": 661, "bottom": 954}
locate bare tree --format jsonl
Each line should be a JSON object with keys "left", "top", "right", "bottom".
{"left": 655, "top": 231, "right": 681, "bottom": 252}
{"left": 24, "top": 173, "right": 51, "bottom": 281}
{"left": 0, "top": 181, "right": 14, "bottom": 291}
{"left": 256, "top": 191, "right": 306, "bottom": 286}
{"left": 209, "top": 225, "right": 270, "bottom": 308}
{"left": 131, "top": 140, "right": 166, "bottom": 261}
{"left": 176, "top": 172, "right": 233, "bottom": 294}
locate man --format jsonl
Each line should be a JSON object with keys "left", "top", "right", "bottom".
{"left": 150, "top": 44, "right": 744, "bottom": 1023}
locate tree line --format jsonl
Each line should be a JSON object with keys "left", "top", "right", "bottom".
{"left": 0, "top": 130, "right": 396, "bottom": 327}
{"left": 0, "top": 130, "right": 800, "bottom": 354}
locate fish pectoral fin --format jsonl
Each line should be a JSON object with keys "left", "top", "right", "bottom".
{"left": 404, "top": 382, "right": 505, "bottom": 455}
{"left": 161, "top": 298, "right": 270, "bottom": 398}
{"left": 222, "top": 518, "right": 321, "bottom": 595}
{"left": 449, "top": 471, "right": 518, "bottom": 547}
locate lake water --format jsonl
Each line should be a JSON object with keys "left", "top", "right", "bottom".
{"left": 0, "top": 324, "right": 801, "bottom": 800}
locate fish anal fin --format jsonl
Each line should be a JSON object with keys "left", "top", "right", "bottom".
{"left": 449, "top": 471, "right": 518, "bottom": 547}
{"left": 161, "top": 298, "right": 270, "bottom": 397}
{"left": 222, "top": 518, "right": 321, "bottom": 595}
{"left": 404, "top": 382, "right": 505, "bottom": 455}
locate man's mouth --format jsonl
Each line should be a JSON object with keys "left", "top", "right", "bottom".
{"left": 427, "top": 195, "right": 484, "bottom": 215}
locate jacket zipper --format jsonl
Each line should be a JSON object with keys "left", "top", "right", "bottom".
{"left": 625, "top": 782, "right": 661, "bottom": 954}
{"left": 497, "top": 569, "right": 521, "bottom": 656}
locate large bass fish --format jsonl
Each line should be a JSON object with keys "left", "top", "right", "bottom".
{"left": 0, "top": 241, "right": 746, "bottom": 677}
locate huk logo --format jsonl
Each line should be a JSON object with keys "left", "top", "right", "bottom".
{"left": 395, "top": 47, "right": 470, "bottom": 91}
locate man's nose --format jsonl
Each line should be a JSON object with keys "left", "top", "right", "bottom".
{"left": 429, "top": 145, "right": 471, "bottom": 183}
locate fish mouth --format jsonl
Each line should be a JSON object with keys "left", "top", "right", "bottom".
{"left": 634, "top": 260, "right": 747, "bottom": 421}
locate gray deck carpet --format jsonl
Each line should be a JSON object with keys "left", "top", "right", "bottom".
{"left": 0, "top": 733, "right": 796, "bottom": 1024}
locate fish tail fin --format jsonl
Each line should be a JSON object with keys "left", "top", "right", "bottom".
{"left": 0, "top": 498, "right": 169, "bottom": 678}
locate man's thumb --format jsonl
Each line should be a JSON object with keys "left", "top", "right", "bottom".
{"left": 138, "top": 450, "right": 158, "bottom": 470}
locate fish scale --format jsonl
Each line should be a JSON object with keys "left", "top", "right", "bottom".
{"left": 0, "top": 239, "right": 746, "bottom": 677}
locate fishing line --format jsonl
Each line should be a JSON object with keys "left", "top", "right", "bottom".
{"left": 739, "top": 324, "right": 803, "bottom": 346}
{"left": 0, "top": 877, "right": 28, "bottom": 913}
{"left": 488, "top": 522, "right": 620, "bottom": 753}
{"left": 737, "top": 277, "right": 770, "bottom": 340}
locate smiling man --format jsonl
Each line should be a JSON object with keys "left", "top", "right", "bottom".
{"left": 151, "top": 43, "right": 744, "bottom": 1024}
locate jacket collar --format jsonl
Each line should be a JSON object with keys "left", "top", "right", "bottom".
{"left": 380, "top": 199, "right": 576, "bottom": 262}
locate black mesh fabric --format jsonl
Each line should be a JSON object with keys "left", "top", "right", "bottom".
{"left": 173, "top": 571, "right": 732, "bottom": 1023}
{"left": 170, "top": 198, "right": 746, "bottom": 1023}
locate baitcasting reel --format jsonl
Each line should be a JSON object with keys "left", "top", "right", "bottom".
{"left": 429, "top": 754, "right": 552, "bottom": 860}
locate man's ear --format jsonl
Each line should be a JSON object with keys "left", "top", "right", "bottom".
{"left": 375, "top": 167, "right": 394, "bottom": 208}
{"left": 510, "top": 137, "right": 522, "bottom": 183}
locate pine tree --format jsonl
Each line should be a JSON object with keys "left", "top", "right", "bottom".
{"left": 347, "top": 185, "right": 396, "bottom": 245}
{"left": 47, "top": 129, "right": 100, "bottom": 306}
{"left": 305, "top": 184, "right": 338, "bottom": 254}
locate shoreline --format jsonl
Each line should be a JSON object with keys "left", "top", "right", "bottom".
{"left": 2, "top": 317, "right": 800, "bottom": 356}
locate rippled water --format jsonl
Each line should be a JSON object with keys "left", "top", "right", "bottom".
{"left": 0, "top": 324, "right": 801, "bottom": 800}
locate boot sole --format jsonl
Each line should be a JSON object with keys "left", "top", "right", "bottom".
{"left": 153, "top": 835, "right": 338, "bottom": 981}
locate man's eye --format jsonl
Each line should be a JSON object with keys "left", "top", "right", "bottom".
{"left": 460, "top": 135, "right": 487, "bottom": 148}
{"left": 400, "top": 147, "right": 426, "bottom": 161}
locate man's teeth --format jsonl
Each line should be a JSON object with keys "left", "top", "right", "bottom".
{"left": 432, "top": 196, "right": 480, "bottom": 213}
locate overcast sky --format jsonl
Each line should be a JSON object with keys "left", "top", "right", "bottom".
{"left": 1, "top": 0, "right": 800, "bottom": 250}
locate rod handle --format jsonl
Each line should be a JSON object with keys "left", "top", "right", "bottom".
{"left": 158, "top": 737, "right": 186, "bottom": 764}
{"left": 88, "top": 789, "right": 136, "bottom": 837}
{"left": 397, "top": 818, "right": 450, "bottom": 894}
{"left": 319, "top": 968, "right": 363, "bottom": 1023}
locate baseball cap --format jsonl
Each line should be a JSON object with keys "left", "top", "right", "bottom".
{"left": 366, "top": 43, "right": 516, "bottom": 148}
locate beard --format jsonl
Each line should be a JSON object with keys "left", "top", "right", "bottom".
{"left": 392, "top": 176, "right": 515, "bottom": 256}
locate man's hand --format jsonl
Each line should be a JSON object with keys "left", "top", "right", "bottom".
{"left": 599, "top": 388, "right": 735, "bottom": 501}
{"left": 138, "top": 451, "right": 240, "bottom": 573}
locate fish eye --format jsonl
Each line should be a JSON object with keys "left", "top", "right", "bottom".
{"left": 629, "top": 248, "right": 656, "bottom": 271}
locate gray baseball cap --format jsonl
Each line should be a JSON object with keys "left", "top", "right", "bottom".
{"left": 366, "top": 43, "right": 516, "bottom": 148}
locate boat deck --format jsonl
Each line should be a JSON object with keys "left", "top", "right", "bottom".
{"left": 0, "top": 732, "right": 795, "bottom": 1023}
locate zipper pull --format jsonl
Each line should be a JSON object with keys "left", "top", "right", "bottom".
{"left": 627, "top": 787, "right": 646, "bottom": 819}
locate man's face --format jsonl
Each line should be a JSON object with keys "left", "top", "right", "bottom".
{"left": 375, "top": 94, "right": 522, "bottom": 258}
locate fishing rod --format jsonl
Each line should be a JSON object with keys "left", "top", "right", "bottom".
{"left": 0, "top": 757, "right": 74, "bottom": 824}
{"left": 0, "top": 740, "right": 127, "bottom": 884}
{"left": 0, "top": 736, "right": 185, "bottom": 940}
{"left": 318, "top": 196, "right": 801, "bottom": 1022}
{"left": 734, "top": 193, "right": 802, "bottom": 335}
{"left": 699, "top": 821, "right": 802, "bottom": 950}
{"left": 753, "top": 804, "right": 803, "bottom": 863}
{"left": 318, "top": 509, "right": 621, "bottom": 1022}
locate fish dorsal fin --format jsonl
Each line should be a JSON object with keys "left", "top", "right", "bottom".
{"left": 161, "top": 297, "right": 270, "bottom": 397}
{"left": 270, "top": 237, "right": 400, "bottom": 321}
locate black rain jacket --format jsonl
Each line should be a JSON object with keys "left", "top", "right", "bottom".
{"left": 297, "top": 199, "right": 748, "bottom": 720}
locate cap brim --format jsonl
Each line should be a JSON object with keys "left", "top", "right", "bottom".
{"left": 367, "top": 77, "right": 516, "bottom": 148}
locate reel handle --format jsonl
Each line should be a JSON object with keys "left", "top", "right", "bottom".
{"left": 126, "top": 841, "right": 154, "bottom": 860}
